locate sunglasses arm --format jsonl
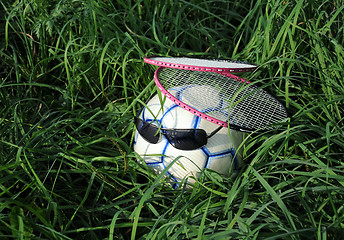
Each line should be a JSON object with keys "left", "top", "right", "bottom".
{"left": 207, "top": 126, "right": 223, "bottom": 139}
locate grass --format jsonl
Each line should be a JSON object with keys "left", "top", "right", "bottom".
{"left": 1, "top": 0, "right": 344, "bottom": 239}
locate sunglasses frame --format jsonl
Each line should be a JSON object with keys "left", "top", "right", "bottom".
{"left": 134, "top": 116, "right": 223, "bottom": 150}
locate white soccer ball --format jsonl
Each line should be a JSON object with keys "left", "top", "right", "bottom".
{"left": 134, "top": 85, "right": 244, "bottom": 187}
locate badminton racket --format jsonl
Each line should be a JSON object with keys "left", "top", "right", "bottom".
{"left": 144, "top": 56, "right": 258, "bottom": 73}
{"left": 153, "top": 67, "right": 288, "bottom": 132}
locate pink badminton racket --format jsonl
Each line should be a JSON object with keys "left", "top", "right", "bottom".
{"left": 144, "top": 56, "right": 258, "bottom": 73}
{"left": 152, "top": 67, "right": 287, "bottom": 132}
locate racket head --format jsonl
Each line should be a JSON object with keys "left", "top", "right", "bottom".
{"left": 144, "top": 56, "right": 258, "bottom": 73}
{"left": 154, "top": 67, "right": 288, "bottom": 132}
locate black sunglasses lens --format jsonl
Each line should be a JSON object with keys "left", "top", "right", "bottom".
{"left": 134, "top": 117, "right": 161, "bottom": 143}
{"left": 165, "top": 129, "right": 207, "bottom": 150}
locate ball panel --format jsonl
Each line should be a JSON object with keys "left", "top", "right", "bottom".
{"left": 180, "top": 85, "right": 222, "bottom": 111}
{"left": 205, "top": 150, "right": 234, "bottom": 175}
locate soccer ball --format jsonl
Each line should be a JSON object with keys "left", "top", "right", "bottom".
{"left": 134, "top": 85, "right": 244, "bottom": 187}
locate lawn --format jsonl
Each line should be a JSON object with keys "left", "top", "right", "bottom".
{"left": 1, "top": 0, "right": 344, "bottom": 239}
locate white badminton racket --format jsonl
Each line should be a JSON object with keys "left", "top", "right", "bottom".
{"left": 153, "top": 67, "right": 287, "bottom": 132}
{"left": 144, "top": 56, "right": 258, "bottom": 73}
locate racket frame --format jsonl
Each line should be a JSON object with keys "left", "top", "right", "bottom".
{"left": 145, "top": 56, "right": 258, "bottom": 73}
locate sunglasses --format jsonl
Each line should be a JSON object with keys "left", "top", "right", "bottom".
{"left": 134, "top": 117, "right": 223, "bottom": 150}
